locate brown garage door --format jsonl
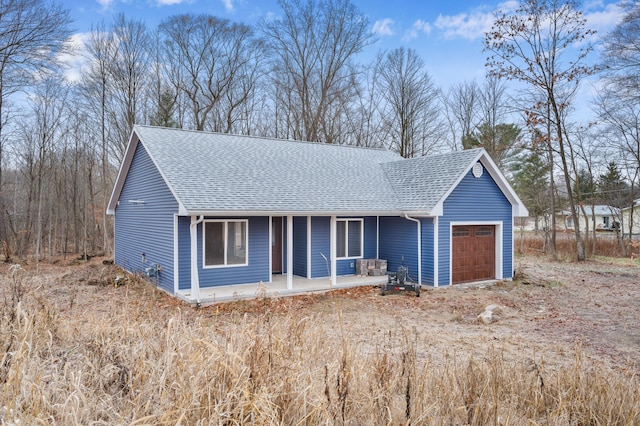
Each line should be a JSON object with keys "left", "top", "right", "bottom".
{"left": 452, "top": 225, "right": 495, "bottom": 284}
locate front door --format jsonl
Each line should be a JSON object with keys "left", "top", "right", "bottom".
{"left": 272, "top": 217, "right": 283, "bottom": 273}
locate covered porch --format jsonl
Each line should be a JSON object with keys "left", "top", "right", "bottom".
{"left": 177, "top": 273, "right": 388, "bottom": 306}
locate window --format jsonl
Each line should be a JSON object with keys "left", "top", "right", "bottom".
{"left": 475, "top": 226, "right": 494, "bottom": 237}
{"left": 204, "top": 220, "right": 248, "bottom": 267}
{"left": 452, "top": 227, "right": 470, "bottom": 237}
{"left": 336, "top": 219, "right": 363, "bottom": 258}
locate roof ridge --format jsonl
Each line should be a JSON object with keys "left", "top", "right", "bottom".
{"left": 134, "top": 124, "right": 393, "bottom": 153}
{"left": 380, "top": 147, "right": 484, "bottom": 165}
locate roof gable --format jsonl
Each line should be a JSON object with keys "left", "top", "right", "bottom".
{"left": 382, "top": 149, "right": 483, "bottom": 215}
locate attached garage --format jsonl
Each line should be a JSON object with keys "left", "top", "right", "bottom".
{"left": 452, "top": 225, "right": 496, "bottom": 284}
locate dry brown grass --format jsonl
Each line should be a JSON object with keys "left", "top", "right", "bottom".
{"left": 515, "top": 232, "right": 634, "bottom": 260}
{"left": 1, "top": 260, "right": 639, "bottom": 424}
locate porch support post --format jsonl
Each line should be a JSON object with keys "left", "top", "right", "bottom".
{"left": 330, "top": 215, "right": 337, "bottom": 288}
{"left": 434, "top": 216, "right": 439, "bottom": 287}
{"left": 173, "top": 214, "right": 179, "bottom": 295}
{"left": 376, "top": 216, "right": 380, "bottom": 260}
{"left": 268, "top": 216, "right": 273, "bottom": 283}
{"left": 307, "top": 216, "right": 312, "bottom": 279}
{"left": 190, "top": 215, "right": 204, "bottom": 304}
{"left": 287, "top": 215, "right": 293, "bottom": 290}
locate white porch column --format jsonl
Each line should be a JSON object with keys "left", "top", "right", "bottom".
{"left": 376, "top": 216, "right": 380, "bottom": 260}
{"left": 330, "top": 215, "right": 337, "bottom": 288}
{"left": 433, "top": 216, "right": 439, "bottom": 287}
{"left": 190, "top": 215, "right": 203, "bottom": 304}
{"left": 287, "top": 215, "right": 293, "bottom": 290}
{"left": 307, "top": 216, "right": 312, "bottom": 279}
{"left": 268, "top": 216, "right": 273, "bottom": 283}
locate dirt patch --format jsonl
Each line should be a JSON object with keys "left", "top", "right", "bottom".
{"left": 2, "top": 254, "right": 639, "bottom": 372}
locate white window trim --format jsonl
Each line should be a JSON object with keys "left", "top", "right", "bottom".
{"left": 203, "top": 219, "right": 249, "bottom": 269}
{"left": 336, "top": 218, "right": 364, "bottom": 260}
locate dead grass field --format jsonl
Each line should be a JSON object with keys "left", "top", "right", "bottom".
{"left": 1, "top": 254, "right": 639, "bottom": 424}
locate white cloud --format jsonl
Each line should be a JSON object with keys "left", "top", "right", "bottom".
{"left": 584, "top": 2, "right": 624, "bottom": 34}
{"left": 155, "top": 0, "right": 195, "bottom": 5}
{"left": 430, "top": 0, "right": 518, "bottom": 41}
{"left": 434, "top": 11, "right": 494, "bottom": 41}
{"left": 402, "top": 19, "right": 432, "bottom": 41}
{"left": 372, "top": 18, "right": 394, "bottom": 36}
{"left": 57, "top": 33, "right": 90, "bottom": 84}
{"left": 496, "top": 0, "right": 518, "bottom": 14}
{"left": 221, "top": 0, "right": 234, "bottom": 12}
{"left": 97, "top": 0, "right": 113, "bottom": 9}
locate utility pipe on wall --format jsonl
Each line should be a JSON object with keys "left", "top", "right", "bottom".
{"left": 404, "top": 214, "right": 422, "bottom": 285}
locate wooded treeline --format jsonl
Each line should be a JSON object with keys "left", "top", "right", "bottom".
{"left": 0, "top": 0, "right": 638, "bottom": 263}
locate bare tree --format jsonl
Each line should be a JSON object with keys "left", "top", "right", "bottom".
{"left": 601, "top": 1, "right": 640, "bottom": 101}
{"left": 444, "top": 80, "right": 480, "bottom": 150}
{"left": 21, "top": 77, "right": 69, "bottom": 269}
{"left": 485, "top": 0, "right": 597, "bottom": 261}
{"left": 261, "top": 0, "right": 373, "bottom": 143}
{"left": 597, "top": 1, "right": 640, "bottom": 241}
{"left": 0, "top": 0, "right": 72, "bottom": 250}
{"left": 159, "top": 14, "right": 263, "bottom": 133}
{"left": 82, "top": 21, "right": 116, "bottom": 255}
{"left": 108, "top": 13, "right": 151, "bottom": 159}
{"left": 475, "top": 76, "right": 521, "bottom": 167}
{"left": 377, "top": 47, "right": 444, "bottom": 158}
{"left": 342, "top": 62, "right": 386, "bottom": 148}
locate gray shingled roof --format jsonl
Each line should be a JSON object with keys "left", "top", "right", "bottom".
{"left": 114, "top": 125, "right": 495, "bottom": 215}
{"left": 382, "top": 149, "right": 483, "bottom": 212}
{"left": 134, "top": 125, "right": 404, "bottom": 214}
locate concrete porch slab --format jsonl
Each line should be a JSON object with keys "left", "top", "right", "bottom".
{"left": 176, "top": 274, "right": 389, "bottom": 305}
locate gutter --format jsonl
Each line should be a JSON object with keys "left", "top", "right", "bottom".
{"left": 404, "top": 214, "right": 422, "bottom": 285}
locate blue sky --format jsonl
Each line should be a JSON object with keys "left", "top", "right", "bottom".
{"left": 62, "top": 0, "right": 624, "bottom": 106}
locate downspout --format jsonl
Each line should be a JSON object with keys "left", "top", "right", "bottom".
{"left": 190, "top": 215, "right": 204, "bottom": 305}
{"left": 404, "top": 214, "right": 422, "bottom": 285}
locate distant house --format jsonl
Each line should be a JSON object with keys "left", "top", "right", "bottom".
{"left": 107, "top": 125, "right": 528, "bottom": 303}
{"left": 560, "top": 205, "right": 621, "bottom": 232}
{"left": 621, "top": 199, "right": 640, "bottom": 235}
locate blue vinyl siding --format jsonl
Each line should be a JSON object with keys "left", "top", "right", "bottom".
{"left": 187, "top": 216, "right": 270, "bottom": 287}
{"left": 421, "top": 218, "right": 435, "bottom": 286}
{"left": 438, "top": 168, "right": 512, "bottom": 285}
{"left": 114, "top": 142, "right": 178, "bottom": 294}
{"left": 177, "top": 216, "right": 191, "bottom": 290}
{"left": 379, "top": 216, "right": 419, "bottom": 281}
{"left": 310, "top": 217, "right": 330, "bottom": 278}
{"left": 293, "top": 217, "right": 308, "bottom": 277}
{"left": 363, "top": 216, "right": 378, "bottom": 259}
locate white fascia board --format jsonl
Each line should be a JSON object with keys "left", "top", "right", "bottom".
{"left": 180, "top": 209, "right": 406, "bottom": 217}
{"left": 106, "top": 129, "right": 139, "bottom": 215}
{"left": 430, "top": 149, "right": 485, "bottom": 218}
{"left": 106, "top": 126, "right": 187, "bottom": 216}
{"left": 429, "top": 149, "right": 529, "bottom": 218}
{"left": 140, "top": 140, "right": 188, "bottom": 217}
{"left": 178, "top": 203, "right": 189, "bottom": 216}
{"left": 403, "top": 210, "right": 439, "bottom": 218}
{"left": 478, "top": 151, "right": 529, "bottom": 217}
